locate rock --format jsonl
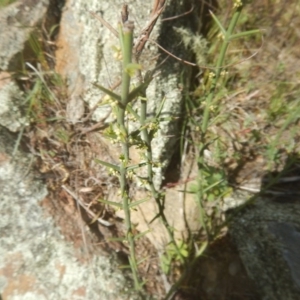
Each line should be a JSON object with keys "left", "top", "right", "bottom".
{"left": 0, "top": 125, "right": 141, "bottom": 300}
{"left": 0, "top": 2, "right": 144, "bottom": 299}
{"left": 54, "top": 0, "right": 204, "bottom": 251}
{"left": 0, "top": 73, "right": 28, "bottom": 132}
{"left": 55, "top": 0, "right": 201, "bottom": 188}
{"left": 52, "top": 0, "right": 208, "bottom": 254}
{"left": 0, "top": 0, "right": 50, "bottom": 132}
{"left": 0, "top": 0, "right": 49, "bottom": 71}
{"left": 228, "top": 164, "right": 300, "bottom": 300}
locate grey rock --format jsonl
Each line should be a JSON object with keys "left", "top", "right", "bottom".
{"left": 229, "top": 196, "right": 300, "bottom": 300}
{"left": 0, "top": 78, "right": 28, "bottom": 132}
{"left": 0, "top": 0, "right": 49, "bottom": 71}
{"left": 0, "top": 0, "right": 49, "bottom": 132}
{"left": 0, "top": 2, "right": 145, "bottom": 298}
{"left": 56, "top": 0, "right": 202, "bottom": 188}
{"left": 0, "top": 125, "right": 141, "bottom": 300}
{"left": 268, "top": 222, "right": 300, "bottom": 291}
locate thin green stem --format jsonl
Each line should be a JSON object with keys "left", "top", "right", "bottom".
{"left": 118, "top": 21, "right": 142, "bottom": 290}
{"left": 201, "top": 7, "right": 242, "bottom": 134}
{"left": 197, "top": 7, "right": 243, "bottom": 238}
{"left": 139, "top": 96, "right": 186, "bottom": 264}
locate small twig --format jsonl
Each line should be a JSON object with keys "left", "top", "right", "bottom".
{"left": 78, "top": 116, "right": 108, "bottom": 135}
{"left": 148, "top": 36, "right": 263, "bottom": 70}
{"left": 161, "top": 5, "right": 194, "bottom": 21}
{"left": 62, "top": 184, "right": 113, "bottom": 227}
{"left": 147, "top": 38, "right": 197, "bottom": 66}
{"left": 91, "top": 4, "right": 262, "bottom": 72}
{"left": 89, "top": 11, "right": 118, "bottom": 38}
{"left": 78, "top": 108, "right": 111, "bottom": 135}
{"left": 134, "top": 0, "right": 166, "bottom": 59}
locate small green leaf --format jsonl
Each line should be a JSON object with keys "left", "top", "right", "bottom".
{"left": 229, "top": 29, "right": 262, "bottom": 41}
{"left": 93, "top": 83, "right": 122, "bottom": 103}
{"left": 136, "top": 256, "right": 150, "bottom": 265}
{"left": 129, "top": 198, "right": 148, "bottom": 208}
{"left": 127, "top": 74, "right": 154, "bottom": 102}
{"left": 118, "top": 264, "right": 132, "bottom": 269}
{"left": 94, "top": 158, "right": 120, "bottom": 172}
{"left": 125, "top": 63, "right": 142, "bottom": 77}
{"left": 160, "top": 254, "right": 171, "bottom": 274}
{"left": 127, "top": 162, "right": 148, "bottom": 171}
{"left": 98, "top": 198, "right": 123, "bottom": 208}
{"left": 180, "top": 249, "right": 189, "bottom": 258}
{"left": 107, "top": 236, "right": 127, "bottom": 242}
{"left": 202, "top": 179, "right": 224, "bottom": 194}
{"left": 126, "top": 104, "right": 140, "bottom": 119}
{"left": 196, "top": 241, "right": 208, "bottom": 258}
{"left": 133, "top": 230, "right": 151, "bottom": 240}
{"left": 155, "top": 96, "right": 166, "bottom": 119}
{"left": 209, "top": 10, "right": 226, "bottom": 36}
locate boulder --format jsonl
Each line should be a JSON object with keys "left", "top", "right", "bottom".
{"left": 0, "top": 125, "right": 140, "bottom": 300}
{"left": 228, "top": 162, "right": 300, "bottom": 300}
{"left": 55, "top": 0, "right": 200, "bottom": 188}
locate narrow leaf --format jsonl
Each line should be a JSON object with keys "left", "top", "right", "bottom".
{"left": 209, "top": 10, "right": 226, "bottom": 36}
{"left": 202, "top": 179, "right": 224, "bottom": 193}
{"left": 133, "top": 229, "right": 151, "bottom": 240}
{"left": 127, "top": 162, "right": 148, "bottom": 171}
{"left": 118, "top": 264, "right": 132, "bottom": 269}
{"left": 93, "top": 82, "right": 122, "bottom": 103}
{"left": 155, "top": 96, "right": 166, "bottom": 119}
{"left": 196, "top": 241, "right": 208, "bottom": 258}
{"left": 127, "top": 74, "right": 154, "bottom": 102}
{"left": 125, "top": 63, "right": 142, "bottom": 77}
{"left": 107, "top": 236, "right": 127, "bottom": 242}
{"left": 94, "top": 158, "right": 120, "bottom": 172}
{"left": 136, "top": 256, "right": 150, "bottom": 265}
{"left": 129, "top": 198, "right": 148, "bottom": 208}
{"left": 126, "top": 104, "right": 140, "bottom": 120}
{"left": 98, "top": 198, "right": 123, "bottom": 208}
{"left": 229, "top": 29, "right": 261, "bottom": 40}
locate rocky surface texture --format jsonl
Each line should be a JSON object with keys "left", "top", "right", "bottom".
{"left": 0, "top": 0, "right": 202, "bottom": 298}
{"left": 228, "top": 161, "right": 300, "bottom": 300}
{"left": 0, "top": 1, "right": 144, "bottom": 299}
{"left": 54, "top": 0, "right": 202, "bottom": 251}
{"left": 0, "top": 0, "right": 49, "bottom": 132}
{"left": 0, "top": 125, "right": 140, "bottom": 300}
{"left": 55, "top": 0, "right": 200, "bottom": 188}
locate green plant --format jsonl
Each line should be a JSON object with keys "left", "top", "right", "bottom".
{"left": 161, "top": 240, "right": 189, "bottom": 275}
{"left": 150, "top": 1, "right": 264, "bottom": 298}
{"left": 95, "top": 16, "right": 185, "bottom": 290}
{"left": 194, "top": 1, "right": 260, "bottom": 229}
{"left": 95, "top": 21, "right": 145, "bottom": 289}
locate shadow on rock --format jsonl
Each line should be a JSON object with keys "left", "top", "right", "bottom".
{"left": 228, "top": 152, "right": 300, "bottom": 300}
